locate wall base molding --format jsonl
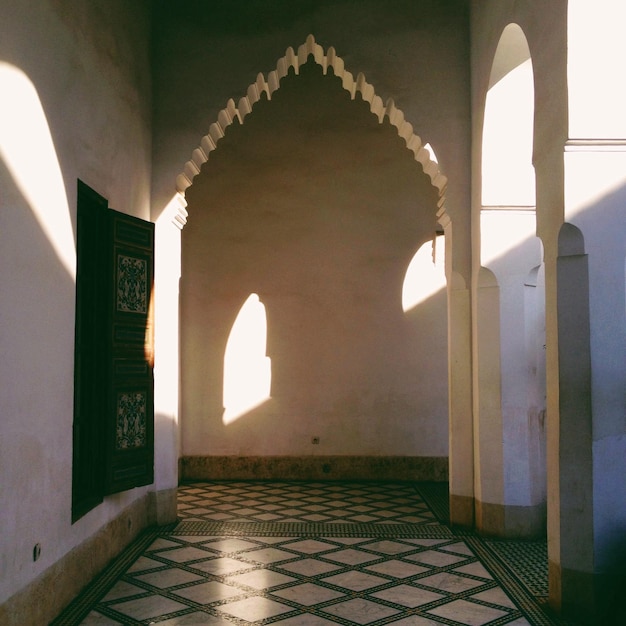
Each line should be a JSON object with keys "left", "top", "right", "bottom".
{"left": 475, "top": 499, "right": 546, "bottom": 539}
{"left": 549, "top": 560, "right": 626, "bottom": 625}
{"left": 180, "top": 455, "right": 448, "bottom": 482}
{"left": 0, "top": 488, "right": 177, "bottom": 626}
{"left": 449, "top": 493, "right": 474, "bottom": 527}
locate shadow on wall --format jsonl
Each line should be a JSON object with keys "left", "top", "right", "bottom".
{"left": 180, "top": 59, "right": 447, "bottom": 457}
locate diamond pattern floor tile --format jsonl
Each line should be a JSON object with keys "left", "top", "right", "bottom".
{"left": 227, "top": 568, "right": 295, "bottom": 589}
{"left": 370, "top": 584, "right": 444, "bottom": 607}
{"left": 321, "top": 570, "right": 389, "bottom": 591}
{"left": 49, "top": 481, "right": 565, "bottom": 626}
{"left": 427, "top": 598, "right": 510, "bottom": 625}
{"left": 272, "top": 581, "right": 345, "bottom": 605}
{"left": 170, "top": 580, "right": 241, "bottom": 604}
{"left": 216, "top": 595, "right": 293, "bottom": 620}
{"left": 107, "top": 595, "right": 189, "bottom": 620}
{"left": 321, "top": 598, "right": 401, "bottom": 624}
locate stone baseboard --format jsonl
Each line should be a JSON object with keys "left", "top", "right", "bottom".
{"left": 549, "top": 560, "right": 626, "bottom": 625}
{"left": 449, "top": 493, "right": 474, "bottom": 528}
{"left": 180, "top": 455, "right": 448, "bottom": 482}
{"left": 475, "top": 499, "right": 546, "bottom": 539}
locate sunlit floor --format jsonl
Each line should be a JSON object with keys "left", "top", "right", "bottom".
{"left": 53, "top": 481, "right": 573, "bottom": 626}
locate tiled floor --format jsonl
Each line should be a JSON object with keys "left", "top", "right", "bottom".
{"left": 53, "top": 481, "right": 570, "bottom": 626}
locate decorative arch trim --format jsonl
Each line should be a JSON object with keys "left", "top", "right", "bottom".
{"left": 171, "top": 34, "right": 448, "bottom": 229}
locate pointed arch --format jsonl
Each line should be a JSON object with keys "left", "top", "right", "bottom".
{"left": 171, "top": 34, "right": 448, "bottom": 228}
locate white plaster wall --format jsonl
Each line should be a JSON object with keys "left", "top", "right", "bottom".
{"left": 0, "top": 0, "right": 153, "bottom": 604}
{"left": 180, "top": 62, "right": 449, "bottom": 458}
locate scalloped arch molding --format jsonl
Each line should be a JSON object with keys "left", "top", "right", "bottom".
{"left": 172, "top": 34, "right": 448, "bottom": 228}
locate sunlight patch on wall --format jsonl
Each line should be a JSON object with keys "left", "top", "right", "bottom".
{"left": 0, "top": 62, "right": 75, "bottom": 277}
{"left": 481, "top": 210, "right": 538, "bottom": 267}
{"left": 153, "top": 213, "right": 182, "bottom": 421}
{"left": 223, "top": 294, "right": 272, "bottom": 425}
{"left": 402, "top": 235, "right": 446, "bottom": 313}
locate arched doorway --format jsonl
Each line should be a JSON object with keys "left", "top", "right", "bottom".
{"left": 475, "top": 23, "right": 546, "bottom": 537}
{"left": 173, "top": 36, "right": 451, "bottom": 481}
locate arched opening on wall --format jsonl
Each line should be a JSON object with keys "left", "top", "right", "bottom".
{"left": 178, "top": 36, "right": 451, "bottom": 475}
{"left": 477, "top": 24, "right": 546, "bottom": 537}
{"left": 482, "top": 23, "right": 535, "bottom": 208}
{"left": 170, "top": 35, "right": 448, "bottom": 228}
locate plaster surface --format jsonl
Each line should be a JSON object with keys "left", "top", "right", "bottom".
{"left": 181, "top": 60, "right": 448, "bottom": 460}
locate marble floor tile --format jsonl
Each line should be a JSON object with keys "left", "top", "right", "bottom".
{"left": 369, "top": 584, "right": 444, "bottom": 607}
{"left": 321, "top": 570, "right": 389, "bottom": 591}
{"left": 281, "top": 539, "right": 337, "bottom": 554}
{"left": 406, "top": 549, "right": 468, "bottom": 567}
{"left": 101, "top": 581, "right": 146, "bottom": 602}
{"left": 417, "top": 571, "right": 487, "bottom": 593}
{"left": 189, "top": 556, "right": 254, "bottom": 576}
{"left": 216, "top": 596, "right": 293, "bottom": 621}
{"left": 277, "top": 558, "right": 342, "bottom": 576}
{"left": 50, "top": 481, "right": 560, "bottom": 626}
{"left": 361, "top": 539, "right": 417, "bottom": 554}
{"left": 453, "top": 561, "right": 494, "bottom": 579}
{"left": 134, "top": 567, "right": 204, "bottom": 588}
{"left": 201, "top": 538, "right": 259, "bottom": 552}
{"left": 154, "top": 613, "right": 233, "bottom": 625}
{"left": 170, "top": 580, "right": 241, "bottom": 604}
{"left": 364, "top": 559, "right": 430, "bottom": 578}
{"left": 154, "top": 546, "right": 213, "bottom": 563}
{"left": 321, "top": 598, "right": 401, "bottom": 624}
{"left": 273, "top": 614, "right": 342, "bottom": 626}
{"left": 471, "top": 586, "right": 518, "bottom": 608}
{"left": 426, "top": 598, "right": 510, "bottom": 625}
{"left": 242, "top": 547, "right": 299, "bottom": 564}
{"left": 226, "top": 568, "right": 295, "bottom": 589}
{"left": 321, "top": 548, "right": 381, "bottom": 565}
{"left": 272, "top": 582, "right": 345, "bottom": 605}
{"left": 107, "top": 595, "right": 189, "bottom": 620}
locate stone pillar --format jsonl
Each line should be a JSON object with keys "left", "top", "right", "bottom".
{"left": 473, "top": 268, "right": 504, "bottom": 535}
{"left": 152, "top": 207, "right": 184, "bottom": 525}
{"left": 552, "top": 142, "right": 626, "bottom": 621}
{"left": 554, "top": 222, "right": 594, "bottom": 617}
{"left": 439, "top": 211, "right": 474, "bottom": 527}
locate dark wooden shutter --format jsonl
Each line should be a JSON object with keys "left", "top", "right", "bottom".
{"left": 103, "top": 210, "right": 155, "bottom": 494}
{"left": 73, "top": 182, "right": 155, "bottom": 519}
{"left": 72, "top": 183, "right": 108, "bottom": 520}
